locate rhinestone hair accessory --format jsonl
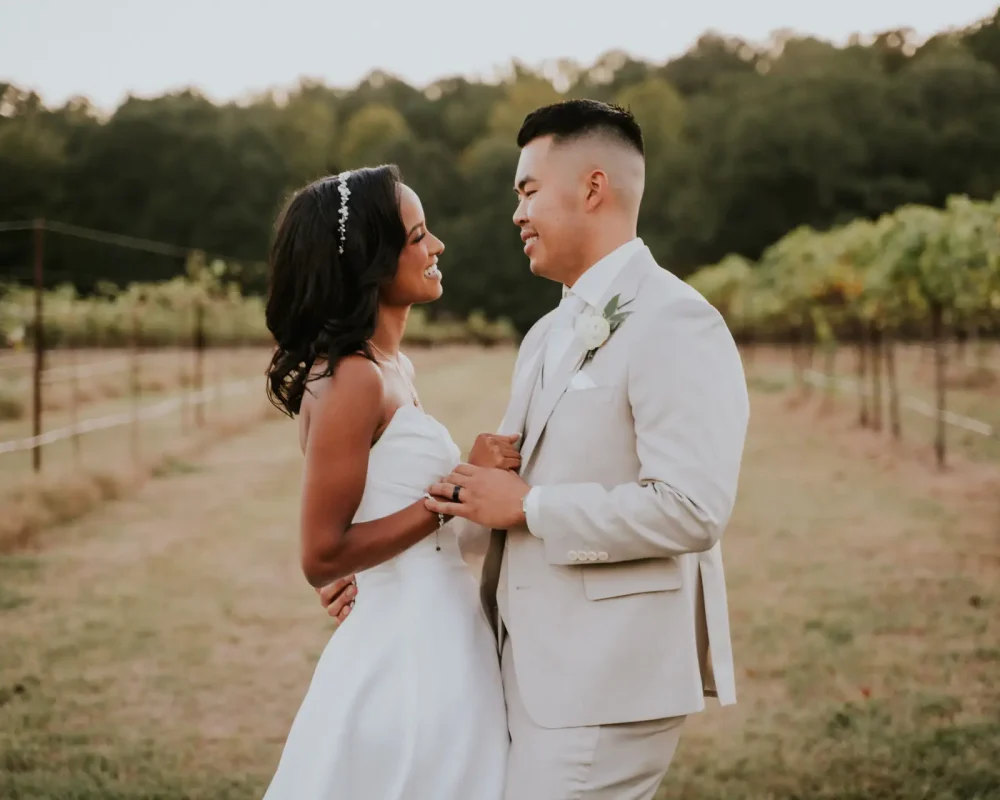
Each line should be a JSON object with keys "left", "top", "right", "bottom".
{"left": 336, "top": 170, "right": 351, "bottom": 254}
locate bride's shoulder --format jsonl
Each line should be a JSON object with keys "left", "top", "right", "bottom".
{"left": 303, "top": 355, "right": 384, "bottom": 410}
{"left": 333, "top": 355, "right": 385, "bottom": 394}
{"left": 299, "top": 355, "right": 385, "bottom": 449}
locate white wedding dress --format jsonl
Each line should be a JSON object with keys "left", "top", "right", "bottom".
{"left": 262, "top": 404, "right": 508, "bottom": 800}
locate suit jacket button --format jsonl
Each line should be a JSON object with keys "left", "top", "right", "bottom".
{"left": 597, "top": 552, "right": 609, "bottom": 561}
{"left": 568, "top": 551, "right": 579, "bottom": 561}
{"left": 587, "top": 552, "right": 598, "bottom": 561}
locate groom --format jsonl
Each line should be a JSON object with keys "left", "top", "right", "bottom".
{"left": 332, "top": 100, "right": 749, "bottom": 798}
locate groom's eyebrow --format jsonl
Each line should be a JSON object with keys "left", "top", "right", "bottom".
{"left": 515, "top": 176, "right": 537, "bottom": 193}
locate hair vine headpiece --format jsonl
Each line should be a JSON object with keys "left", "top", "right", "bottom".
{"left": 336, "top": 170, "right": 351, "bottom": 254}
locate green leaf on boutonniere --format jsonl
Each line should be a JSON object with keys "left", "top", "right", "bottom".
{"left": 604, "top": 295, "right": 634, "bottom": 327}
{"left": 608, "top": 311, "right": 632, "bottom": 330}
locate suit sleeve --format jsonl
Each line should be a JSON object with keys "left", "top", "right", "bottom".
{"left": 530, "top": 297, "right": 750, "bottom": 565}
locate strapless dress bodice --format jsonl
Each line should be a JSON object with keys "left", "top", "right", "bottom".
{"left": 352, "top": 404, "right": 464, "bottom": 575}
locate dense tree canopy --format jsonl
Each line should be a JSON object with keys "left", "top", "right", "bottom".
{"left": 2, "top": 10, "right": 999, "bottom": 333}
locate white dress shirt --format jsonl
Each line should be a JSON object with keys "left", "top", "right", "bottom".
{"left": 523, "top": 237, "right": 645, "bottom": 532}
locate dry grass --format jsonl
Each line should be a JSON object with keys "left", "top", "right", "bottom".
{"left": 0, "top": 346, "right": 998, "bottom": 800}
{"left": 0, "top": 384, "right": 25, "bottom": 421}
{"left": 0, "top": 347, "right": 267, "bottom": 421}
{"left": 747, "top": 343, "right": 1000, "bottom": 464}
{"left": 0, "top": 470, "right": 138, "bottom": 552}
{"left": 0, "top": 353, "right": 274, "bottom": 488}
{"left": 657, "top": 386, "right": 1000, "bottom": 799}
{"left": 0, "top": 390, "right": 281, "bottom": 553}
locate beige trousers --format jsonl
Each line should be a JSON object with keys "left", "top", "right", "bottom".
{"left": 501, "top": 639, "right": 685, "bottom": 800}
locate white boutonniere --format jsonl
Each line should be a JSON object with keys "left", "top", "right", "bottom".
{"left": 575, "top": 294, "right": 633, "bottom": 365}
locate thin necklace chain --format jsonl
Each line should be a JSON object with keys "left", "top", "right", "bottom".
{"left": 369, "top": 341, "right": 419, "bottom": 405}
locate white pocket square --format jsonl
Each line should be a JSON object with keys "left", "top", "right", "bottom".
{"left": 567, "top": 371, "right": 598, "bottom": 391}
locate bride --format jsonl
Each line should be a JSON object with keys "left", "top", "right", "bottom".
{"left": 261, "top": 166, "right": 511, "bottom": 799}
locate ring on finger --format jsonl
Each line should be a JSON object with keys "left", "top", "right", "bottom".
{"left": 451, "top": 485, "right": 461, "bottom": 503}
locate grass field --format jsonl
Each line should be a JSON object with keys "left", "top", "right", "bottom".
{"left": 0, "top": 348, "right": 269, "bottom": 478}
{"left": 748, "top": 343, "right": 1000, "bottom": 464}
{"left": 1, "top": 346, "right": 998, "bottom": 799}
{"left": 0, "top": 348, "right": 278, "bottom": 552}
{"left": 0, "top": 348, "right": 265, "bottom": 425}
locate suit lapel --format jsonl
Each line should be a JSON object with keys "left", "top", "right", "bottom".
{"left": 519, "top": 250, "right": 652, "bottom": 469}
{"left": 519, "top": 328, "right": 588, "bottom": 467}
{"left": 497, "top": 320, "right": 550, "bottom": 442}
{"left": 480, "top": 318, "right": 553, "bottom": 645}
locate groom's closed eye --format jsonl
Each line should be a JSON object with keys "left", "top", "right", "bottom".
{"left": 515, "top": 176, "right": 537, "bottom": 195}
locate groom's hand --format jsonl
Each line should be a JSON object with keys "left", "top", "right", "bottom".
{"left": 425, "top": 464, "right": 529, "bottom": 529}
{"left": 318, "top": 575, "right": 356, "bottom": 627}
{"left": 468, "top": 432, "right": 522, "bottom": 471}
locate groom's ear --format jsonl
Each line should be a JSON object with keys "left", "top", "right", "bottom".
{"left": 584, "top": 169, "right": 610, "bottom": 211}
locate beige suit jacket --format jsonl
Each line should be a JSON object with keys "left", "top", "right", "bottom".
{"left": 460, "top": 247, "right": 749, "bottom": 730}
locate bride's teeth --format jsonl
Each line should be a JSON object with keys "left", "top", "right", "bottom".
{"left": 424, "top": 266, "right": 441, "bottom": 278}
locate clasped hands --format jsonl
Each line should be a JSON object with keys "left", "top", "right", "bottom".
{"left": 424, "top": 432, "right": 530, "bottom": 530}
{"left": 318, "top": 432, "right": 530, "bottom": 625}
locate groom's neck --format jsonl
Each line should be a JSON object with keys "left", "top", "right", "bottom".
{"left": 564, "top": 223, "right": 638, "bottom": 289}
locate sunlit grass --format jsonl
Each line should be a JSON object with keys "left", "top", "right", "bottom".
{"left": 0, "top": 347, "right": 997, "bottom": 799}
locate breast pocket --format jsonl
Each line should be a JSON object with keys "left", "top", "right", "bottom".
{"left": 549, "top": 382, "right": 624, "bottom": 441}
{"left": 582, "top": 557, "right": 683, "bottom": 600}
{"left": 555, "top": 383, "right": 618, "bottom": 410}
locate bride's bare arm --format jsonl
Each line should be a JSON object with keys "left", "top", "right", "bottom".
{"left": 300, "top": 355, "right": 441, "bottom": 588}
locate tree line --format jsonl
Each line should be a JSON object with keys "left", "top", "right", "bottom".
{"left": 2, "top": 9, "right": 1000, "bottom": 333}
{"left": 689, "top": 193, "right": 1000, "bottom": 464}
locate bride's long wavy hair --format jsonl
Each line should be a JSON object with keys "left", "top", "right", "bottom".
{"left": 265, "top": 165, "right": 406, "bottom": 416}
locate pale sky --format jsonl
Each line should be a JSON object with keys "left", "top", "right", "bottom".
{"left": 2, "top": 0, "right": 997, "bottom": 110}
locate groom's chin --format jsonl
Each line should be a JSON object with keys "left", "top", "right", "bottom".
{"left": 529, "top": 260, "right": 556, "bottom": 281}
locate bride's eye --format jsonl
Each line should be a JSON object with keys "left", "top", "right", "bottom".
{"left": 413, "top": 233, "right": 426, "bottom": 244}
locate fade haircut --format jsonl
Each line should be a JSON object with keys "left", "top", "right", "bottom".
{"left": 516, "top": 99, "right": 644, "bottom": 157}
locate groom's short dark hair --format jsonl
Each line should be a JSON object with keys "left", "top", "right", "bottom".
{"left": 516, "top": 99, "right": 644, "bottom": 157}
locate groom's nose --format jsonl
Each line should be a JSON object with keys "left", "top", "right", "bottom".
{"left": 513, "top": 199, "right": 528, "bottom": 227}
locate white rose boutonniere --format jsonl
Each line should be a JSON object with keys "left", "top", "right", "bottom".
{"left": 575, "top": 314, "right": 611, "bottom": 350}
{"left": 575, "top": 294, "right": 633, "bottom": 366}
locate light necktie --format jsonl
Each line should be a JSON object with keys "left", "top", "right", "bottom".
{"left": 543, "top": 291, "right": 587, "bottom": 385}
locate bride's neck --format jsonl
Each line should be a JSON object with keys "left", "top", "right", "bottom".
{"left": 370, "top": 303, "right": 409, "bottom": 356}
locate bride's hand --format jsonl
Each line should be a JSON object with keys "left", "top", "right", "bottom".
{"left": 468, "top": 433, "right": 522, "bottom": 471}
